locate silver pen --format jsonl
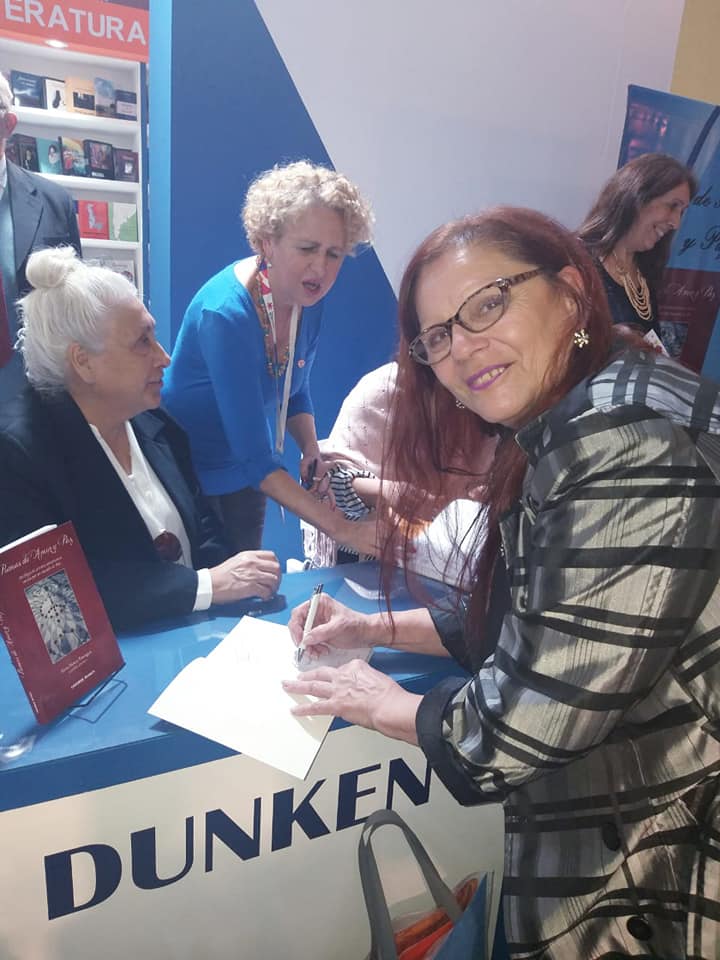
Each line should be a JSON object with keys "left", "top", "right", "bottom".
{"left": 295, "top": 582, "right": 323, "bottom": 666}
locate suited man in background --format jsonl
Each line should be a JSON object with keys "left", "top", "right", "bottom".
{"left": 0, "top": 70, "right": 81, "bottom": 401}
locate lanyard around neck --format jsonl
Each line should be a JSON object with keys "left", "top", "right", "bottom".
{"left": 257, "top": 264, "right": 299, "bottom": 454}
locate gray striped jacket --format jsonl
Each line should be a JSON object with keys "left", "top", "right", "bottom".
{"left": 417, "top": 349, "right": 720, "bottom": 959}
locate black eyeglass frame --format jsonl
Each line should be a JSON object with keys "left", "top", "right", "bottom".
{"left": 408, "top": 267, "right": 545, "bottom": 365}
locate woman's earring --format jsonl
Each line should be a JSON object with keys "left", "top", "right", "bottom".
{"left": 455, "top": 398, "right": 465, "bottom": 409}
{"left": 573, "top": 329, "right": 590, "bottom": 349}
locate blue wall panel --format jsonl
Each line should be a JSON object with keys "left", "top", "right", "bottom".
{"left": 149, "top": 0, "right": 398, "bottom": 563}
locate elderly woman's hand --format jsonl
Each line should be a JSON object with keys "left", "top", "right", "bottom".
{"left": 209, "top": 549, "right": 281, "bottom": 604}
{"left": 282, "top": 659, "right": 421, "bottom": 743}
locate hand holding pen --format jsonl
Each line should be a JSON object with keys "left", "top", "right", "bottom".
{"left": 295, "top": 583, "right": 324, "bottom": 666}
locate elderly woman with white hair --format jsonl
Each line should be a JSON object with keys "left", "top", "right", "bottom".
{"left": 0, "top": 247, "right": 281, "bottom": 631}
{"left": 163, "top": 160, "right": 378, "bottom": 556}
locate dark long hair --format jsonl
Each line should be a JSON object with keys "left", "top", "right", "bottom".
{"left": 578, "top": 153, "right": 697, "bottom": 291}
{"left": 380, "top": 207, "right": 615, "bottom": 651}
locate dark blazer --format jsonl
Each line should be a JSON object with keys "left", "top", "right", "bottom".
{"left": 7, "top": 161, "right": 82, "bottom": 298}
{"left": 0, "top": 164, "right": 83, "bottom": 403}
{"left": 0, "top": 387, "right": 231, "bottom": 632}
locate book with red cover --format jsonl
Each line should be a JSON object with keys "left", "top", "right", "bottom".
{"left": 77, "top": 199, "right": 109, "bottom": 239}
{"left": 0, "top": 522, "right": 123, "bottom": 724}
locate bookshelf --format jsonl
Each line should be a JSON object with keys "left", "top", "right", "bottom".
{"left": 0, "top": 36, "right": 145, "bottom": 296}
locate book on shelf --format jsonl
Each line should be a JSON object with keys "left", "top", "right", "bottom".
{"left": 65, "top": 76, "right": 95, "bottom": 115}
{"left": 60, "top": 136, "right": 88, "bottom": 176}
{"left": 113, "top": 147, "right": 139, "bottom": 182}
{"left": 94, "top": 76, "right": 115, "bottom": 118}
{"left": 10, "top": 69, "right": 45, "bottom": 108}
{"left": 92, "top": 256, "right": 136, "bottom": 285}
{"left": 78, "top": 200, "right": 109, "bottom": 239}
{"left": 12, "top": 134, "right": 39, "bottom": 173}
{"left": 109, "top": 202, "right": 138, "bottom": 242}
{"left": 114, "top": 89, "right": 137, "bottom": 121}
{"left": 0, "top": 522, "right": 123, "bottom": 724}
{"left": 44, "top": 77, "right": 65, "bottom": 111}
{"left": 37, "top": 137, "right": 63, "bottom": 175}
{"left": 84, "top": 139, "right": 115, "bottom": 179}
{"left": 5, "top": 137, "right": 19, "bottom": 166}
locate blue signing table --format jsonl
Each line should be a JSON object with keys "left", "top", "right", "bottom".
{"left": 0, "top": 563, "right": 504, "bottom": 959}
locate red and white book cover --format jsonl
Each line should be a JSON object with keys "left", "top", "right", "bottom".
{"left": 0, "top": 522, "right": 123, "bottom": 724}
{"left": 77, "top": 199, "right": 109, "bottom": 239}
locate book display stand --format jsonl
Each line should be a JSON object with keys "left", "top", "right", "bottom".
{"left": 0, "top": 37, "right": 145, "bottom": 296}
{"left": 0, "top": 523, "right": 124, "bottom": 724}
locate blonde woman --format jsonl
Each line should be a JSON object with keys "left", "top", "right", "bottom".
{"left": 163, "top": 160, "right": 377, "bottom": 556}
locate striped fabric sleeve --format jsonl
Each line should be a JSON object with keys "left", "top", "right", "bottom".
{"left": 420, "top": 409, "right": 720, "bottom": 802}
{"left": 327, "top": 466, "right": 375, "bottom": 520}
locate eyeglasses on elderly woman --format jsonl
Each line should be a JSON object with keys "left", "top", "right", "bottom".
{"left": 408, "top": 267, "right": 545, "bottom": 365}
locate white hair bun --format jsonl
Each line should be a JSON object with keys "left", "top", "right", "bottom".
{"left": 25, "top": 246, "right": 81, "bottom": 291}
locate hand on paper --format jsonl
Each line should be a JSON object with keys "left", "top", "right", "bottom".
{"left": 288, "top": 594, "right": 382, "bottom": 657}
{"left": 209, "top": 549, "right": 281, "bottom": 603}
{"left": 282, "top": 659, "right": 421, "bottom": 743}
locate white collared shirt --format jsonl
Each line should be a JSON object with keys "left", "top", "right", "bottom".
{"left": 90, "top": 422, "right": 212, "bottom": 611}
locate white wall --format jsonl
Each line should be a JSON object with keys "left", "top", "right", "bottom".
{"left": 255, "top": 0, "right": 685, "bottom": 289}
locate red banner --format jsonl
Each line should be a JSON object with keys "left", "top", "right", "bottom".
{"left": 659, "top": 267, "right": 720, "bottom": 373}
{"left": 0, "top": 0, "right": 148, "bottom": 62}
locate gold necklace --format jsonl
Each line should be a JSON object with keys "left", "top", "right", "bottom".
{"left": 611, "top": 252, "right": 652, "bottom": 323}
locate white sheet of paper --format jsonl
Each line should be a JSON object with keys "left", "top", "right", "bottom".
{"left": 148, "top": 616, "right": 371, "bottom": 780}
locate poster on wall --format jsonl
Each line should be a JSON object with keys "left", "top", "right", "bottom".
{"left": 0, "top": 0, "right": 149, "bottom": 62}
{"left": 618, "top": 85, "right": 720, "bottom": 373}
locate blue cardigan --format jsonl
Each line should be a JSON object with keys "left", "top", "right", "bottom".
{"left": 163, "top": 264, "right": 322, "bottom": 495}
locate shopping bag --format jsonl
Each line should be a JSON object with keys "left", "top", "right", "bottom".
{"left": 359, "top": 808, "right": 488, "bottom": 960}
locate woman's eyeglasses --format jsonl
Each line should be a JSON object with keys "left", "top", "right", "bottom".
{"left": 408, "top": 268, "right": 544, "bottom": 366}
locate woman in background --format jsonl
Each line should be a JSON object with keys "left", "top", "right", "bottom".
{"left": 0, "top": 248, "right": 280, "bottom": 631}
{"left": 163, "top": 160, "right": 377, "bottom": 557}
{"left": 286, "top": 208, "right": 720, "bottom": 957}
{"left": 578, "top": 152, "right": 696, "bottom": 348}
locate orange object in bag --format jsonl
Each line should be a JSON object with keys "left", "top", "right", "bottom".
{"left": 359, "top": 809, "right": 488, "bottom": 960}
{"left": 395, "top": 877, "right": 479, "bottom": 959}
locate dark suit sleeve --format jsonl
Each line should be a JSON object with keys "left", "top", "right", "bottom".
{"left": 64, "top": 187, "right": 82, "bottom": 259}
{"left": 0, "top": 432, "right": 62, "bottom": 543}
{"left": 92, "top": 560, "right": 202, "bottom": 633}
{"left": 10, "top": 167, "right": 84, "bottom": 298}
{"left": 153, "top": 411, "right": 231, "bottom": 569}
{"left": 36, "top": 173, "right": 81, "bottom": 257}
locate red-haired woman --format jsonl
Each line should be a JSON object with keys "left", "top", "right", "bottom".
{"left": 284, "top": 208, "right": 720, "bottom": 957}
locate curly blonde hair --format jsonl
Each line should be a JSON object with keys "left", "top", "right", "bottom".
{"left": 242, "top": 160, "right": 374, "bottom": 255}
